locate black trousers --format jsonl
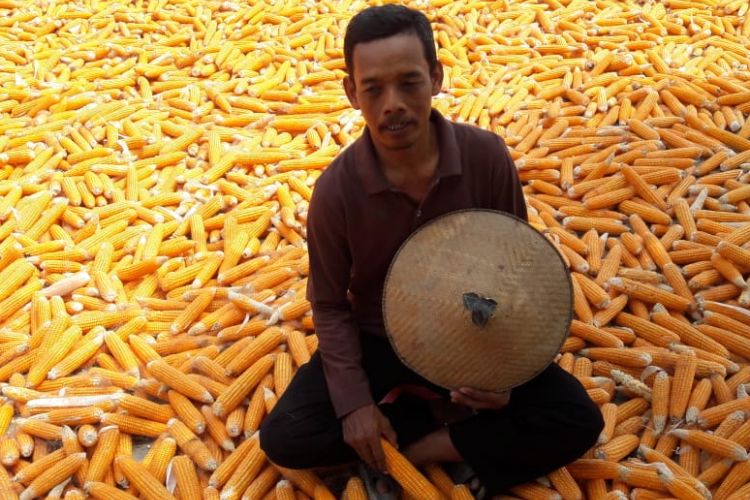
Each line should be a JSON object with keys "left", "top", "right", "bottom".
{"left": 259, "top": 334, "right": 603, "bottom": 496}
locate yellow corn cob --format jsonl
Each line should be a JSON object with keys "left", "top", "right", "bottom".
{"left": 240, "top": 465, "right": 279, "bottom": 499}
{"left": 670, "top": 429, "right": 748, "bottom": 461}
{"left": 219, "top": 434, "right": 265, "bottom": 500}
{"left": 243, "top": 375, "right": 273, "bottom": 438}
{"left": 26, "top": 324, "right": 82, "bottom": 387}
{"left": 222, "top": 407, "right": 245, "bottom": 440}
{"left": 146, "top": 436, "right": 176, "bottom": 484}
{"left": 147, "top": 358, "right": 214, "bottom": 403}
{"left": 275, "top": 479, "right": 296, "bottom": 500}
{"left": 379, "top": 439, "right": 442, "bottom": 500}
{"left": 172, "top": 455, "right": 203, "bottom": 500}
{"left": 48, "top": 331, "right": 105, "bottom": 379}
{"left": 13, "top": 447, "right": 66, "bottom": 485}
{"left": 263, "top": 387, "right": 278, "bottom": 413}
{"left": 84, "top": 425, "right": 119, "bottom": 484}
{"left": 100, "top": 413, "right": 167, "bottom": 438}
{"left": 208, "top": 435, "right": 257, "bottom": 490}
{"left": 213, "top": 354, "right": 275, "bottom": 418}
{"left": 607, "top": 277, "right": 693, "bottom": 312}
{"left": 201, "top": 405, "right": 235, "bottom": 451}
{"left": 77, "top": 424, "right": 99, "bottom": 448}
{"left": 662, "top": 348, "right": 697, "bottom": 425}
{"left": 85, "top": 482, "right": 137, "bottom": 500}
{"left": 19, "top": 452, "right": 86, "bottom": 500}
{"left": 38, "top": 407, "right": 104, "bottom": 426}
{"left": 171, "top": 288, "right": 215, "bottom": 334}
{"left": 114, "top": 455, "right": 176, "bottom": 500}
{"left": 286, "top": 329, "right": 311, "bottom": 367}
{"left": 187, "top": 373, "right": 228, "bottom": 400}
{"left": 167, "top": 418, "right": 219, "bottom": 471}
{"left": 225, "top": 328, "right": 284, "bottom": 376}
{"left": 167, "top": 390, "right": 206, "bottom": 435}
{"left": 0, "top": 259, "right": 36, "bottom": 303}
{"left": 192, "top": 355, "right": 235, "bottom": 385}
{"left": 0, "top": 437, "right": 19, "bottom": 467}
{"left": 0, "top": 403, "right": 13, "bottom": 437}
{"left": 126, "top": 334, "right": 161, "bottom": 364}
{"left": 118, "top": 394, "right": 174, "bottom": 423}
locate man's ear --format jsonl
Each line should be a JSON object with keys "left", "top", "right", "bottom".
{"left": 343, "top": 75, "right": 360, "bottom": 110}
{"left": 430, "top": 62, "right": 444, "bottom": 96}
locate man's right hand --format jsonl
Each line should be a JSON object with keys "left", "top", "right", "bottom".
{"left": 342, "top": 404, "right": 398, "bottom": 473}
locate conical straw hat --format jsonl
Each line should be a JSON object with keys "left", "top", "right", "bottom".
{"left": 383, "top": 209, "right": 572, "bottom": 392}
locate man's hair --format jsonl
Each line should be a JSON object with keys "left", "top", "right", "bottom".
{"left": 344, "top": 4, "right": 438, "bottom": 76}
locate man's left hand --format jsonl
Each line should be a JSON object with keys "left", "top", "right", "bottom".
{"left": 450, "top": 388, "right": 511, "bottom": 411}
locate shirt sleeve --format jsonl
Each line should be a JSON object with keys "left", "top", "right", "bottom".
{"left": 305, "top": 175, "right": 374, "bottom": 418}
{"left": 491, "top": 135, "right": 528, "bottom": 223}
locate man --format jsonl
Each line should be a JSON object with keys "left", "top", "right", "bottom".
{"left": 259, "top": 4, "right": 603, "bottom": 497}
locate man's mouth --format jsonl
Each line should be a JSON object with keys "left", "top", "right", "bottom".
{"left": 383, "top": 121, "right": 411, "bottom": 132}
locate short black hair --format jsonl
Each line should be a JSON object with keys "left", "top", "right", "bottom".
{"left": 344, "top": 5, "right": 438, "bottom": 76}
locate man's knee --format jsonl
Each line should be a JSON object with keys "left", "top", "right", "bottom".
{"left": 259, "top": 405, "right": 352, "bottom": 469}
{"left": 259, "top": 411, "right": 302, "bottom": 469}
{"left": 575, "top": 399, "right": 605, "bottom": 450}
{"left": 537, "top": 365, "right": 605, "bottom": 453}
{"left": 558, "top": 397, "right": 605, "bottom": 462}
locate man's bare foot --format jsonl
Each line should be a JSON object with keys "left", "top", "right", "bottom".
{"left": 358, "top": 462, "right": 399, "bottom": 499}
{"left": 402, "top": 427, "right": 463, "bottom": 466}
{"left": 311, "top": 463, "right": 357, "bottom": 497}
{"left": 444, "top": 462, "right": 486, "bottom": 499}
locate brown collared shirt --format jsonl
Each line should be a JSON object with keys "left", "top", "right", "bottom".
{"left": 306, "top": 109, "right": 528, "bottom": 418}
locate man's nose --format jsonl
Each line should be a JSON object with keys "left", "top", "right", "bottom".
{"left": 382, "top": 86, "right": 406, "bottom": 115}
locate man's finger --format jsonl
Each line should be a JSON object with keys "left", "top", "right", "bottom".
{"left": 356, "top": 441, "right": 377, "bottom": 472}
{"left": 370, "top": 437, "right": 388, "bottom": 473}
{"left": 450, "top": 392, "right": 478, "bottom": 409}
{"left": 460, "top": 387, "right": 510, "bottom": 404}
{"left": 381, "top": 418, "right": 398, "bottom": 449}
{"left": 459, "top": 387, "right": 494, "bottom": 401}
{"left": 450, "top": 391, "right": 465, "bottom": 405}
{"left": 383, "top": 426, "right": 398, "bottom": 449}
{"left": 452, "top": 392, "right": 501, "bottom": 410}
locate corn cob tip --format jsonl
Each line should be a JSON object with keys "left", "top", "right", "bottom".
{"left": 668, "top": 429, "right": 687, "bottom": 439}
{"left": 636, "top": 444, "right": 652, "bottom": 457}
{"left": 606, "top": 277, "right": 623, "bottom": 288}
{"left": 653, "top": 462, "right": 673, "bottom": 480}
{"left": 651, "top": 303, "right": 667, "bottom": 314}
{"left": 211, "top": 401, "right": 225, "bottom": 418}
{"left": 18, "top": 486, "right": 41, "bottom": 499}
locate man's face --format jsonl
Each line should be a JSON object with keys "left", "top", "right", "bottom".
{"left": 344, "top": 33, "right": 443, "bottom": 151}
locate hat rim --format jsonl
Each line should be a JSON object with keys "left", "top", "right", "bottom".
{"left": 382, "top": 208, "right": 573, "bottom": 393}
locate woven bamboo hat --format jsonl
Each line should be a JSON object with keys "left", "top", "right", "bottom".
{"left": 383, "top": 209, "right": 572, "bottom": 393}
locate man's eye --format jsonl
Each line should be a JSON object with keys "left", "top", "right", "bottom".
{"left": 364, "top": 87, "right": 379, "bottom": 94}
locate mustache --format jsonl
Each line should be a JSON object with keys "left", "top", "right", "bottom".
{"left": 380, "top": 118, "right": 412, "bottom": 128}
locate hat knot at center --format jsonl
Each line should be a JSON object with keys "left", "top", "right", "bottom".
{"left": 462, "top": 292, "right": 497, "bottom": 329}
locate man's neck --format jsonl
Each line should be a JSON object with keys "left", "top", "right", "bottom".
{"left": 372, "top": 121, "right": 439, "bottom": 181}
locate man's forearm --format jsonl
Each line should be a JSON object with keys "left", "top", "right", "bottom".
{"left": 312, "top": 301, "right": 374, "bottom": 418}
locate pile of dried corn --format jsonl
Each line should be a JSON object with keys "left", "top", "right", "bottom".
{"left": 1, "top": 0, "right": 750, "bottom": 498}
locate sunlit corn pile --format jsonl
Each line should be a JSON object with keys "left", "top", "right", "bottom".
{"left": 2, "top": 0, "right": 750, "bottom": 498}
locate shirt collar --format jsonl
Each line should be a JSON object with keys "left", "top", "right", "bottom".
{"left": 354, "top": 108, "right": 462, "bottom": 195}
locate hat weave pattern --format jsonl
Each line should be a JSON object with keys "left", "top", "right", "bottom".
{"left": 383, "top": 209, "right": 572, "bottom": 392}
